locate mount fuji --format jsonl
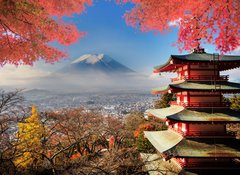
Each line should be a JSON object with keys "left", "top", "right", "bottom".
{"left": 57, "top": 54, "right": 134, "bottom": 75}
{"left": 34, "top": 54, "right": 157, "bottom": 92}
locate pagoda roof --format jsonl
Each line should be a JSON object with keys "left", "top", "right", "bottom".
{"left": 167, "top": 108, "right": 240, "bottom": 122}
{"left": 154, "top": 53, "right": 240, "bottom": 73}
{"left": 140, "top": 153, "right": 182, "bottom": 175}
{"left": 146, "top": 106, "right": 184, "bottom": 121}
{"left": 152, "top": 81, "right": 240, "bottom": 94}
{"left": 170, "top": 138, "right": 240, "bottom": 158}
{"left": 144, "top": 130, "right": 183, "bottom": 153}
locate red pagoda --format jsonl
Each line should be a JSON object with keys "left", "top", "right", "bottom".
{"left": 145, "top": 49, "right": 240, "bottom": 174}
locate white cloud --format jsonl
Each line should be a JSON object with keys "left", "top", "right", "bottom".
{"left": 0, "top": 64, "right": 50, "bottom": 87}
{"left": 233, "top": 46, "right": 240, "bottom": 54}
{"left": 222, "top": 68, "right": 240, "bottom": 82}
{"left": 168, "top": 18, "right": 181, "bottom": 27}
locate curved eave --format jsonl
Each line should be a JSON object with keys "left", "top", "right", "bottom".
{"left": 151, "top": 86, "right": 171, "bottom": 94}
{"left": 153, "top": 57, "right": 172, "bottom": 73}
{"left": 167, "top": 109, "right": 240, "bottom": 123}
{"left": 172, "top": 53, "right": 240, "bottom": 62}
{"left": 170, "top": 86, "right": 240, "bottom": 93}
{"left": 167, "top": 117, "right": 240, "bottom": 123}
{"left": 171, "top": 138, "right": 240, "bottom": 158}
{"left": 153, "top": 64, "right": 177, "bottom": 73}
{"left": 146, "top": 106, "right": 185, "bottom": 121}
{"left": 154, "top": 53, "right": 240, "bottom": 72}
{"left": 169, "top": 81, "right": 240, "bottom": 93}
{"left": 144, "top": 130, "right": 183, "bottom": 153}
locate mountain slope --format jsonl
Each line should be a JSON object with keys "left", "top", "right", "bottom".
{"left": 57, "top": 54, "right": 134, "bottom": 74}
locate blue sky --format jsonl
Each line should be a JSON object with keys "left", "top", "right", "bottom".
{"left": 55, "top": 0, "right": 226, "bottom": 73}
{"left": 46, "top": 0, "right": 182, "bottom": 73}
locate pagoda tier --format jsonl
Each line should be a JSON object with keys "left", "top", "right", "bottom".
{"left": 145, "top": 131, "right": 240, "bottom": 158}
{"left": 145, "top": 131, "right": 240, "bottom": 170}
{"left": 152, "top": 81, "right": 240, "bottom": 108}
{"left": 146, "top": 107, "right": 240, "bottom": 138}
{"left": 152, "top": 81, "right": 240, "bottom": 94}
{"left": 146, "top": 52, "right": 240, "bottom": 173}
{"left": 154, "top": 53, "right": 240, "bottom": 73}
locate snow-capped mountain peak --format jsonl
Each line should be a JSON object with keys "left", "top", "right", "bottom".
{"left": 57, "top": 53, "right": 134, "bottom": 75}
{"left": 71, "top": 54, "right": 107, "bottom": 64}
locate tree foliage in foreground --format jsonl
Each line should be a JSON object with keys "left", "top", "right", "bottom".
{"left": 0, "top": 90, "right": 25, "bottom": 174}
{"left": 120, "top": 0, "right": 240, "bottom": 53}
{"left": 0, "top": 90, "right": 178, "bottom": 174}
{"left": 11, "top": 107, "right": 153, "bottom": 174}
{"left": 15, "top": 105, "right": 45, "bottom": 168}
{"left": 0, "top": 0, "right": 91, "bottom": 65}
{"left": 0, "top": 0, "right": 239, "bottom": 66}
{"left": 230, "top": 95, "right": 240, "bottom": 111}
{"left": 154, "top": 93, "right": 175, "bottom": 109}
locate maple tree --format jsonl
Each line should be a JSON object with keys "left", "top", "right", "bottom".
{"left": 120, "top": 0, "right": 240, "bottom": 53}
{"left": 1, "top": 0, "right": 239, "bottom": 66}
{"left": 0, "top": 0, "right": 92, "bottom": 65}
{"left": 15, "top": 105, "right": 45, "bottom": 168}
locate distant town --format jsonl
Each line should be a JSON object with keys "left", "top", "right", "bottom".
{"left": 23, "top": 89, "right": 157, "bottom": 117}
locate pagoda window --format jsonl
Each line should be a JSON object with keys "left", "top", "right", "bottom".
{"left": 177, "top": 96, "right": 180, "bottom": 104}
{"left": 181, "top": 123, "right": 187, "bottom": 133}
{"left": 165, "top": 120, "right": 170, "bottom": 126}
{"left": 183, "top": 96, "right": 188, "bottom": 104}
{"left": 174, "top": 123, "right": 178, "bottom": 130}
{"left": 180, "top": 158, "right": 186, "bottom": 164}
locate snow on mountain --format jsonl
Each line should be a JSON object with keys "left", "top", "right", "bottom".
{"left": 71, "top": 54, "right": 107, "bottom": 64}
{"left": 57, "top": 54, "right": 134, "bottom": 74}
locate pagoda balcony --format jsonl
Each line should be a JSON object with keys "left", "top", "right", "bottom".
{"left": 176, "top": 159, "right": 240, "bottom": 169}
{"left": 169, "top": 128, "right": 236, "bottom": 138}
{"left": 171, "top": 75, "right": 229, "bottom": 82}
{"left": 185, "top": 131, "right": 236, "bottom": 138}
{"left": 170, "top": 101, "right": 230, "bottom": 108}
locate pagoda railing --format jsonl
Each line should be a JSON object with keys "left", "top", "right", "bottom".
{"left": 171, "top": 75, "right": 229, "bottom": 82}
{"left": 170, "top": 128, "right": 235, "bottom": 138}
{"left": 184, "top": 161, "right": 240, "bottom": 169}
{"left": 186, "top": 131, "right": 236, "bottom": 137}
{"left": 170, "top": 101, "right": 230, "bottom": 108}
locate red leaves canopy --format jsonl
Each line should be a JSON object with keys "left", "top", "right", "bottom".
{"left": 120, "top": 0, "right": 240, "bottom": 53}
{"left": 1, "top": 0, "right": 239, "bottom": 66}
{"left": 0, "top": 0, "right": 92, "bottom": 65}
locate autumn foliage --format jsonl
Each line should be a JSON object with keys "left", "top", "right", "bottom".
{"left": 120, "top": 0, "right": 240, "bottom": 53}
{"left": 0, "top": 0, "right": 239, "bottom": 66}
{"left": 134, "top": 123, "right": 154, "bottom": 138}
{"left": 15, "top": 105, "right": 44, "bottom": 168}
{"left": 0, "top": 0, "right": 92, "bottom": 65}
{"left": 0, "top": 90, "right": 174, "bottom": 174}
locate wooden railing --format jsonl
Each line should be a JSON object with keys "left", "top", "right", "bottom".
{"left": 184, "top": 161, "right": 240, "bottom": 169}
{"left": 170, "top": 101, "right": 230, "bottom": 108}
{"left": 171, "top": 75, "right": 229, "bottom": 82}
{"left": 169, "top": 128, "right": 236, "bottom": 137}
{"left": 186, "top": 131, "right": 236, "bottom": 137}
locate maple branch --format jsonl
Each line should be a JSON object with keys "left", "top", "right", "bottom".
{"left": 0, "top": 21, "right": 12, "bottom": 49}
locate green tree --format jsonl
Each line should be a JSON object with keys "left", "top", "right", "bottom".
{"left": 135, "top": 133, "right": 154, "bottom": 153}
{"left": 154, "top": 93, "right": 175, "bottom": 109}
{"left": 230, "top": 95, "right": 240, "bottom": 111}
